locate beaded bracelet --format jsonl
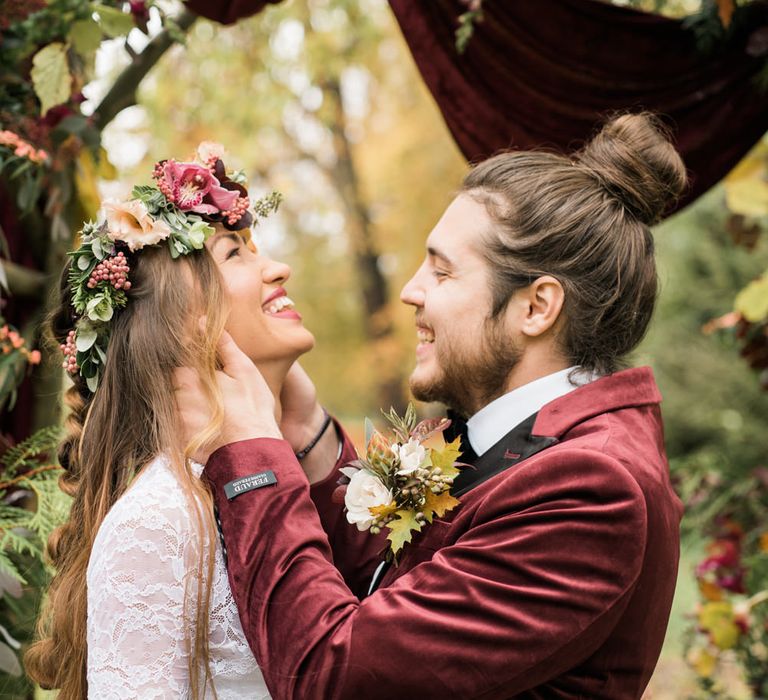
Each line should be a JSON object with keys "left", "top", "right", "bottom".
{"left": 295, "top": 408, "right": 332, "bottom": 460}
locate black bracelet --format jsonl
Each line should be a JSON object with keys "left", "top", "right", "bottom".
{"left": 295, "top": 408, "right": 332, "bottom": 460}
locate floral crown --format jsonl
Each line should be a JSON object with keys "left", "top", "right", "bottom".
{"left": 61, "top": 141, "right": 281, "bottom": 393}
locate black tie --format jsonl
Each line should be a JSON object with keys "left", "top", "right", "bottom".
{"left": 444, "top": 411, "right": 477, "bottom": 465}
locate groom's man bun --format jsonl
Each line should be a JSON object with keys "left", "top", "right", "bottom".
{"left": 575, "top": 113, "right": 688, "bottom": 226}
{"left": 462, "top": 112, "right": 688, "bottom": 376}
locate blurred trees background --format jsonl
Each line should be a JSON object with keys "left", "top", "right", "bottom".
{"left": 1, "top": 0, "right": 767, "bottom": 697}
{"left": 127, "top": 0, "right": 468, "bottom": 414}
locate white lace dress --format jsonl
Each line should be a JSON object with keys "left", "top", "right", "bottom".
{"left": 86, "top": 455, "right": 270, "bottom": 699}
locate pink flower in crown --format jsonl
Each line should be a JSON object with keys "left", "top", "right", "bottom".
{"left": 155, "top": 160, "right": 239, "bottom": 214}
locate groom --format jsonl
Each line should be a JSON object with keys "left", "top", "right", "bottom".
{"left": 176, "top": 122, "right": 684, "bottom": 699}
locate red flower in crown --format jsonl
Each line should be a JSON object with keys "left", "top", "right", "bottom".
{"left": 153, "top": 158, "right": 253, "bottom": 230}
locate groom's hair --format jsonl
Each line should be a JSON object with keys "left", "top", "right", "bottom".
{"left": 462, "top": 112, "right": 687, "bottom": 376}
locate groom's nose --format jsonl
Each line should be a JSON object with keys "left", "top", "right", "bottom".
{"left": 400, "top": 264, "right": 426, "bottom": 308}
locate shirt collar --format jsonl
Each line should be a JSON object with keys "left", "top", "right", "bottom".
{"left": 466, "top": 366, "right": 596, "bottom": 456}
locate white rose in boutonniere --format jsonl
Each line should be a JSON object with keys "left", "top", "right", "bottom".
{"left": 393, "top": 438, "right": 427, "bottom": 475}
{"left": 340, "top": 467, "right": 393, "bottom": 532}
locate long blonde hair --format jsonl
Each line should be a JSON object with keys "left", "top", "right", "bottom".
{"left": 25, "top": 241, "right": 230, "bottom": 698}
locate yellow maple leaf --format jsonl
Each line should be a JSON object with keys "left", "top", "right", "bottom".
{"left": 422, "top": 490, "right": 460, "bottom": 524}
{"left": 386, "top": 510, "right": 423, "bottom": 555}
{"left": 369, "top": 500, "right": 398, "bottom": 520}
{"left": 430, "top": 437, "right": 463, "bottom": 479}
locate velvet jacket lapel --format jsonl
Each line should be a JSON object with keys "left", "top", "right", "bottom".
{"left": 452, "top": 412, "right": 559, "bottom": 497}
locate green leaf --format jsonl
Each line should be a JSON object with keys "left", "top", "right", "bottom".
{"left": 93, "top": 341, "right": 107, "bottom": 363}
{"left": 16, "top": 174, "right": 40, "bottom": 213}
{"left": 734, "top": 273, "right": 768, "bottom": 323}
{"left": 69, "top": 18, "right": 103, "bottom": 56}
{"left": 93, "top": 4, "right": 135, "bottom": 38}
{"left": 364, "top": 418, "right": 375, "bottom": 447}
{"left": 386, "top": 509, "right": 423, "bottom": 555}
{"left": 86, "top": 372, "right": 99, "bottom": 393}
{"left": 30, "top": 43, "right": 72, "bottom": 116}
{"left": 91, "top": 236, "right": 104, "bottom": 261}
{"left": 75, "top": 326, "right": 98, "bottom": 352}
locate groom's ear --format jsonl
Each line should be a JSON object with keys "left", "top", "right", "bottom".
{"left": 518, "top": 276, "right": 565, "bottom": 338}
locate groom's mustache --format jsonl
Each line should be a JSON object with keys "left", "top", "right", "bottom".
{"left": 414, "top": 312, "right": 433, "bottom": 331}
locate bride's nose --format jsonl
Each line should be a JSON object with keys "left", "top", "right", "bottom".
{"left": 262, "top": 258, "right": 291, "bottom": 284}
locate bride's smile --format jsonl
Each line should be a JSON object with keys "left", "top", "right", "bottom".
{"left": 206, "top": 229, "right": 315, "bottom": 370}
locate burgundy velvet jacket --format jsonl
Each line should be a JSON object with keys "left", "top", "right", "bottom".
{"left": 205, "top": 367, "right": 683, "bottom": 699}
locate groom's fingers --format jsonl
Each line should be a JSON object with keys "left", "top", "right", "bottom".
{"left": 216, "top": 329, "right": 256, "bottom": 379}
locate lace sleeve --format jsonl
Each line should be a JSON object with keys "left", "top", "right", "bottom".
{"left": 86, "top": 480, "right": 202, "bottom": 699}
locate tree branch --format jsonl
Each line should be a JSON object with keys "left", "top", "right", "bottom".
{"left": 92, "top": 9, "right": 199, "bottom": 129}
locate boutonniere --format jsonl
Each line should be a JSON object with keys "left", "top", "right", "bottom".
{"left": 339, "top": 403, "right": 466, "bottom": 561}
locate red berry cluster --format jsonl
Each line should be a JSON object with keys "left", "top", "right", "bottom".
{"left": 223, "top": 195, "right": 250, "bottom": 226}
{"left": 153, "top": 161, "right": 176, "bottom": 203}
{"left": 60, "top": 330, "right": 78, "bottom": 374}
{"left": 88, "top": 252, "right": 131, "bottom": 290}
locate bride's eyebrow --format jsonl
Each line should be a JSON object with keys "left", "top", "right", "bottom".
{"left": 211, "top": 233, "right": 243, "bottom": 253}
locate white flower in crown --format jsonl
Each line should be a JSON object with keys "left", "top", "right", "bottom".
{"left": 196, "top": 141, "right": 228, "bottom": 166}
{"left": 340, "top": 467, "right": 393, "bottom": 532}
{"left": 392, "top": 438, "right": 427, "bottom": 476}
{"left": 103, "top": 199, "right": 171, "bottom": 252}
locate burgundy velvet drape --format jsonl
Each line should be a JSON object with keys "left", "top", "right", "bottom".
{"left": 388, "top": 0, "right": 768, "bottom": 210}
{"left": 185, "top": 0, "right": 768, "bottom": 212}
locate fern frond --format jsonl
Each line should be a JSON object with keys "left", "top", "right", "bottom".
{"left": 20, "top": 474, "right": 70, "bottom": 543}
{"left": 0, "top": 425, "right": 62, "bottom": 476}
{"left": 0, "top": 550, "right": 25, "bottom": 586}
{"left": 0, "top": 529, "right": 41, "bottom": 560}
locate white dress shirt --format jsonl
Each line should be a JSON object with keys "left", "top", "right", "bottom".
{"left": 466, "top": 366, "right": 597, "bottom": 457}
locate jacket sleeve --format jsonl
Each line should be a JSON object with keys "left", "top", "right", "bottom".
{"left": 308, "top": 420, "right": 385, "bottom": 598}
{"left": 206, "top": 437, "right": 648, "bottom": 700}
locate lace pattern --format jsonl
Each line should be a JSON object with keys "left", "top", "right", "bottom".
{"left": 86, "top": 455, "right": 270, "bottom": 699}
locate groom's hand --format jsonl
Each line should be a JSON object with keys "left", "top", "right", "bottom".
{"left": 280, "top": 362, "right": 322, "bottom": 450}
{"left": 174, "top": 330, "right": 281, "bottom": 463}
{"left": 280, "top": 362, "right": 339, "bottom": 484}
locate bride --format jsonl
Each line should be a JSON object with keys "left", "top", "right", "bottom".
{"left": 24, "top": 144, "right": 321, "bottom": 698}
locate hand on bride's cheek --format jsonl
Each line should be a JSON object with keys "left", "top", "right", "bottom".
{"left": 205, "top": 230, "right": 315, "bottom": 378}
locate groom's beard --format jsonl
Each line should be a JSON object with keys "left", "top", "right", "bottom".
{"left": 410, "top": 316, "right": 522, "bottom": 418}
